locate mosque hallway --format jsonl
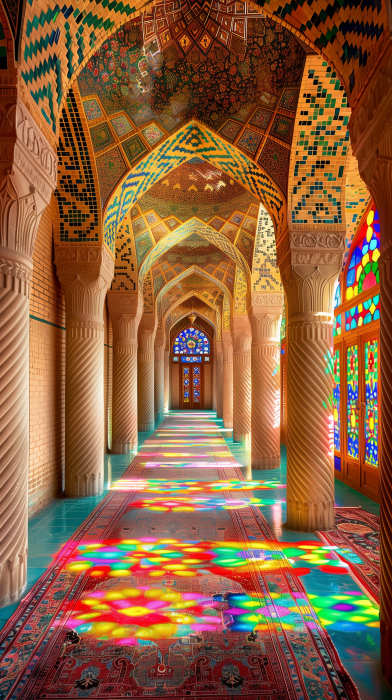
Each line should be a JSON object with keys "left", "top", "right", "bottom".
{"left": 0, "top": 412, "right": 387, "bottom": 700}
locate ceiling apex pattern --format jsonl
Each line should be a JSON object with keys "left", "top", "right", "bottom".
{"left": 104, "top": 121, "right": 286, "bottom": 252}
{"left": 17, "top": 0, "right": 388, "bottom": 143}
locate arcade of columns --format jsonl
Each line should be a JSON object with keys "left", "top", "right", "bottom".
{"left": 1, "top": 42, "right": 392, "bottom": 688}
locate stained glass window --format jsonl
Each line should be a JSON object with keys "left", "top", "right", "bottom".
{"left": 193, "top": 366, "right": 200, "bottom": 403}
{"left": 347, "top": 345, "right": 359, "bottom": 459}
{"left": 346, "top": 207, "right": 380, "bottom": 301}
{"left": 345, "top": 294, "right": 380, "bottom": 331}
{"left": 334, "top": 281, "right": 341, "bottom": 309}
{"left": 333, "top": 350, "right": 341, "bottom": 452}
{"left": 333, "top": 315, "right": 341, "bottom": 337}
{"left": 181, "top": 356, "right": 202, "bottom": 363}
{"left": 365, "top": 339, "right": 378, "bottom": 467}
{"left": 183, "top": 367, "right": 190, "bottom": 403}
{"left": 280, "top": 304, "right": 286, "bottom": 340}
{"left": 174, "top": 327, "right": 210, "bottom": 355}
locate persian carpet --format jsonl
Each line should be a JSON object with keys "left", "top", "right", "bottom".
{"left": 0, "top": 415, "right": 360, "bottom": 700}
{"left": 318, "top": 507, "right": 380, "bottom": 604}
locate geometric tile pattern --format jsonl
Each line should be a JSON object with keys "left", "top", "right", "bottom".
{"left": 288, "top": 55, "right": 351, "bottom": 229}
{"left": 252, "top": 205, "right": 282, "bottom": 293}
{"left": 104, "top": 122, "right": 286, "bottom": 253}
{"left": 19, "top": 0, "right": 387, "bottom": 139}
{"left": 138, "top": 217, "right": 251, "bottom": 287}
{"left": 96, "top": 146, "right": 127, "bottom": 208}
{"left": 234, "top": 267, "right": 248, "bottom": 314}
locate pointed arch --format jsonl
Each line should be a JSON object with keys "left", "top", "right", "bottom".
{"left": 104, "top": 121, "right": 287, "bottom": 251}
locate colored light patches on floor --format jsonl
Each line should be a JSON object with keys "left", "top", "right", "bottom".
{"left": 111, "top": 479, "right": 286, "bottom": 492}
{"left": 67, "top": 539, "right": 288, "bottom": 579}
{"left": 65, "top": 587, "right": 269, "bottom": 644}
{"left": 143, "top": 461, "right": 244, "bottom": 469}
{"left": 127, "top": 497, "right": 285, "bottom": 512}
{"left": 308, "top": 592, "right": 379, "bottom": 630}
{"left": 280, "top": 541, "right": 351, "bottom": 575}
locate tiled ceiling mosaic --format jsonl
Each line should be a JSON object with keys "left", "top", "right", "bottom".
{"left": 19, "top": 0, "right": 388, "bottom": 142}
{"left": 74, "top": 3, "right": 305, "bottom": 211}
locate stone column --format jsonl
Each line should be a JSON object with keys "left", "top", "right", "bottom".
{"left": 164, "top": 344, "right": 170, "bottom": 413}
{"left": 0, "top": 99, "right": 57, "bottom": 605}
{"left": 350, "top": 57, "right": 392, "bottom": 683}
{"left": 216, "top": 339, "right": 223, "bottom": 419}
{"left": 56, "top": 247, "right": 114, "bottom": 497}
{"left": 212, "top": 336, "right": 217, "bottom": 413}
{"left": 278, "top": 232, "right": 344, "bottom": 532}
{"left": 154, "top": 330, "right": 165, "bottom": 423}
{"left": 250, "top": 293, "right": 283, "bottom": 468}
{"left": 138, "top": 314, "right": 157, "bottom": 432}
{"left": 222, "top": 330, "right": 233, "bottom": 429}
{"left": 232, "top": 314, "right": 252, "bottom": 444}
{"left": 107, "top": 291, "right": 143, "bottom": 454}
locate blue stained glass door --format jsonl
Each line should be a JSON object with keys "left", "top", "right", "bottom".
{"left": 181, "top": 364, "right": 203, "bottom": 409}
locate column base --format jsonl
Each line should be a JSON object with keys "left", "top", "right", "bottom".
{"left": 223, "top": 420, "right": 233, "bottom": 429}
{"left": 251, "top": 455, "right": 280, "bottom": 469}
{"left": 112, "top": 440, "right": 138, "bottom": 455}
{"left": 65, "top": 474, "right": 103, "bottom": 498}
{"left": 233, "top": 432, "right": 251, "bottom": 445}
{"left": 381, "top": 619, "right": 392, "bottom": 686}
{"left": 286, "top": 499, "right": 334, "bottom": 532}
{"left": 139, "top": 422, "right": 155, "bottom": 432}
{"left": 155, "top": 413, "right": 164, "bottom": 424}
{"left": 0, "top": 582, "right": 26, "bottom": 609}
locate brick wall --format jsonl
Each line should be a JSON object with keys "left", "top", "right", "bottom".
{"left": 29, "top": 201, "right": 66, "bottom": 517}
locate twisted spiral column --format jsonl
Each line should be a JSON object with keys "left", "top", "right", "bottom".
{"left": 222, "top": 330, "right": 233, "bottom": 429}
{"left": 0, "top": 265, "right": 30, "bottom": 606}
{"left": 251, "top": 343, "right": 280, "bottom": 467}
{"left": 164, "top": 349, "right": 170, "bottom": 413}
{"left": 367, "top": 153, "right": 392, "bottom": 683}
{"left": 108, "top": 293, "right": 143, "bottom": 455}
{"left": 216, "top": 340, "right": 223, "bottom": 419}
{"left": 286, "top": 320, "right": 335, "bottom": 530}
{"left": 250, "top": 301, "right": 282, "bottom": 468}
{"left": 65, "top": 321, "right": 105, "bottom": 496}
{"left": 154, "top": 340, "right": 164, "bottom": 423}
{"left": 138, "top": 315, "right": 157, "bottom": 432}
{"left": 57, "top": 259, "right": 113, "bottom": 498}
{"left": 232, "top": 316, "right": 252, "bottom": 444}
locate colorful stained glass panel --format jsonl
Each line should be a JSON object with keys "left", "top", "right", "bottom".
{"left": 345, "top": 294, "right": 380, "bottom": 331}
{"left": 333, "top": 350, "right": 341, "bottom": 452}
{"left": 183, "top": 366, "right": 190, "bottom": 403}
{"left": 365, "top": 339, "right": 378, "bottom": 467}
{"left": 346, "top": 207, "right": 380, "bottom": 301}
{"left": 333, "top": 315, "right": 341, "bottom": 337}
{"left": 174, "top": 327, "right": 210, "bottom": 355}
{"left": 193, "top": 366, "right": 200, "bottom": 403}
{"left": 347, "top": 345, "right": 359, "bottom": 459}
{"left": 334, "top": 281, "right": 341, "bottom": 309}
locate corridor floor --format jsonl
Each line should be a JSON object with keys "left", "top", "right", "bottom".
{"left": 0, "top": 412, "right": 390, "bottom": 699}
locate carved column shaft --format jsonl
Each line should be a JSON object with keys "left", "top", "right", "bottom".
{"left": 216, "top": 339, "right": 223, "bottom": 419}
{"left": 232, "top": 315, "right": 252, "bottom": 444}
{"left": 164, "top": 348, "right": 170, "bottom": 413}
{"left": 154, "top": 331, "right": 165, "bottom": 423}
{"left": 250, "top": 295, "right": 283, "bottom": 468}
{"left": 138, "top": 315, "right": 157, "bottom": 432}
{"left": 56, "top": 248, "right": 114, "bottom": 497}
{"left": 0, "top": 98, "right": 57, "bottom": 606}
{"left": 212, "top": 337, "right": 217, "bottom": 413}
{"left": 350, "top": 73, "right": 392, "bottom": 681}
{"left": 280, "top": 235, "right": 344, "bottom": 532}
{"left": 222, "top": 330, "right": 233, "bottom": 429}
{"left": 107, "top": 292, "right": 143, "bottom": 454}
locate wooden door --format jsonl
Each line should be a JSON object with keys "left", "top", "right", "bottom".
{"left": 181, "top": 363, "right": 203, "bottom": 409}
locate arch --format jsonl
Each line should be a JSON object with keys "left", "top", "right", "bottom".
{"left": 162, "top": 291, "right": 221, "bottom": 340}
{"left": 172, "top": 325, "right": 211, "bottom": 356}
{"left": 18, "top": 0, "right": 387, "bottom": 143}
{"left": 139, "top": 218, "right": 251, "bottom": 288}
{"left": 166, "top": 306, "right": 218, "bottom": 341}
{"left": 156, "top": 265, "right": 234, "bottom": 316}
{"left": 104, "top": 121, "right": 287, "bottom": 252}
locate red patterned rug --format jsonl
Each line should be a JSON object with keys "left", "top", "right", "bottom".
{"left": 318, "top": 506, "right": 380, "bottom": 604}
{"left": 0, "top": 416, "right": 360, "bottom": 699}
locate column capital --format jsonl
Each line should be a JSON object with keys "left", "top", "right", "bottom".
{"left": 55, "top": 245, "right": 114, "bottom": 332}
{"left": 232, "top": 314, "right": 252, "bottom": 355}
{"left": 138, "top": 313, "right": 158, "bottom": 351}
{"left": 250, "top": 293, "right": 283, "bottom": 343}
{"left": 0, "top": 100, "right": 57, "bottom": 297}
{"left": 277, "top": 229, "right": 346, "bottom": 273}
